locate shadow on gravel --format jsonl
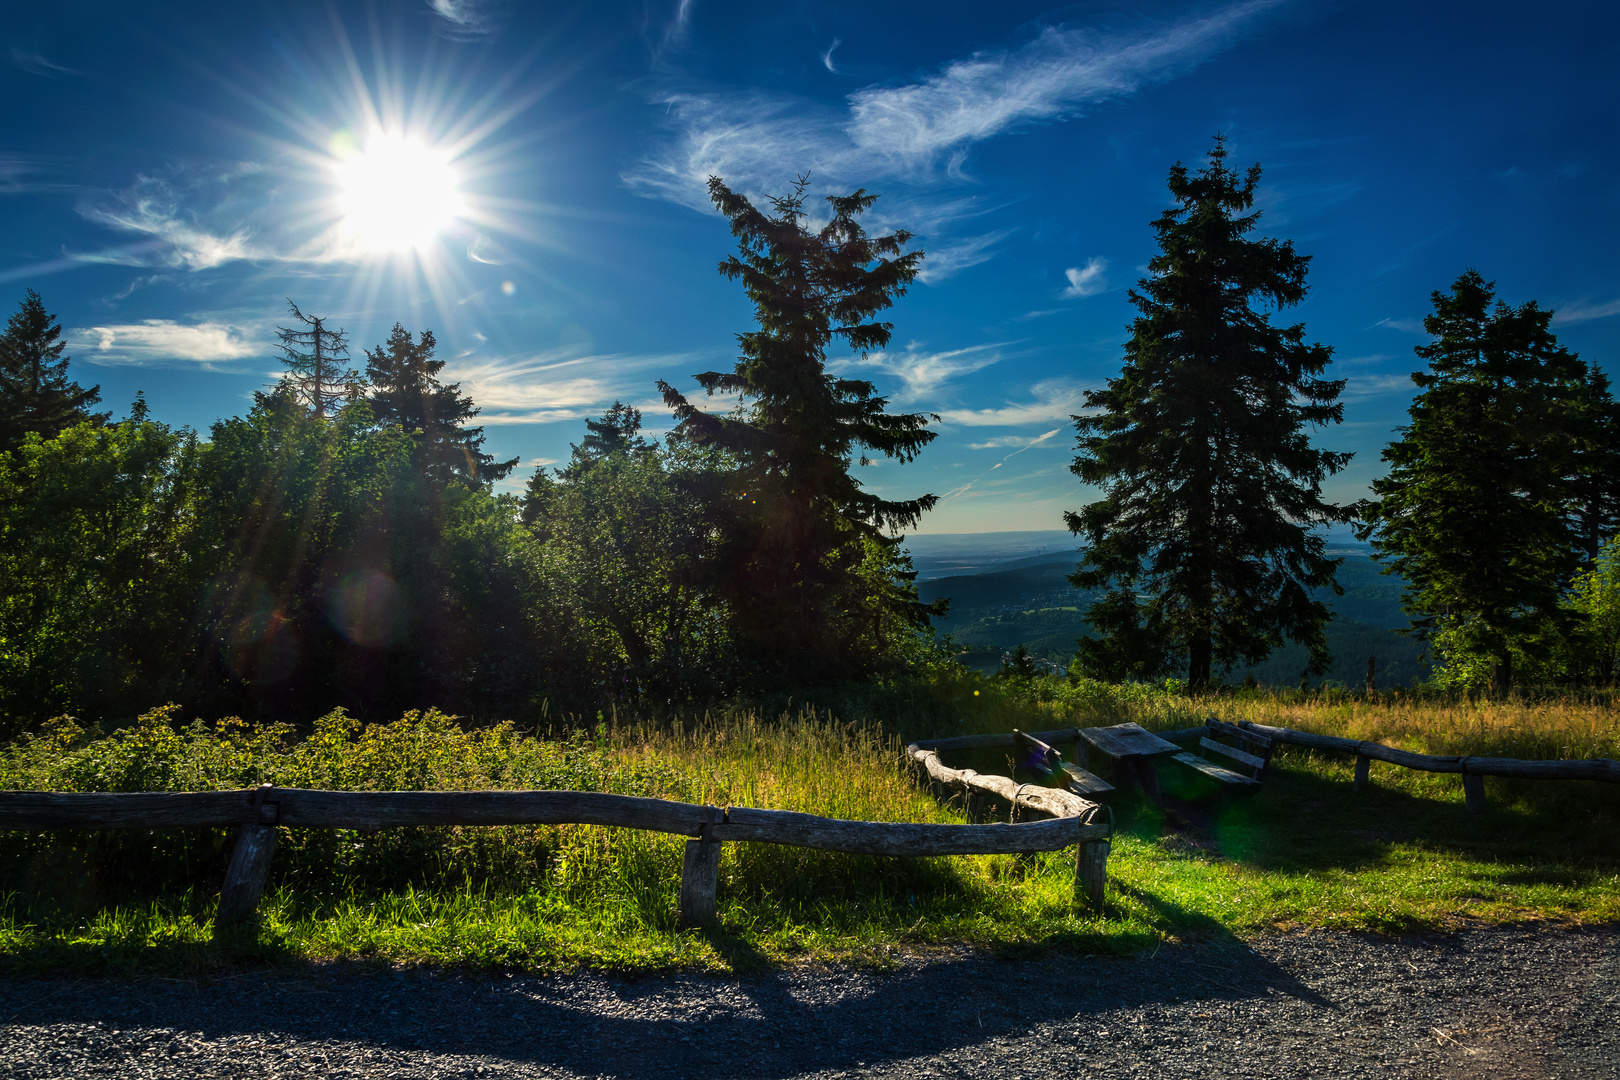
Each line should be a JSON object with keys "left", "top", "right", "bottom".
{"left": 0, "top": 937, "right": 1335, "bottom": 1079}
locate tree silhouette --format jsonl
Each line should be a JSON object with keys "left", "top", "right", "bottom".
{"left": 1068, "top": 136, "right": 1354, "bottom": 691}
{"left": 658, "top": 175, "right": 941, "bottom": 683}
{"left": 364, "top": 323, "right": 515, "bottom": 484}
{"left": 0, "top": 289, "right": 106, "bottom": 452}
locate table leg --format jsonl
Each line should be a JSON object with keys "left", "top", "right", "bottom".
{"left": 1110, "top": 754, "right": 1135, "bottom": 796}
{"left": 1133, "top": 756, "right": 1161, "bottom": 800}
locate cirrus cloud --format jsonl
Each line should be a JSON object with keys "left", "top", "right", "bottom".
{"left": 625, "top": 1, "right": 1282, "bottom": 281}
{"left": 937, "top": 378, "right": 1093, "bottom": 427}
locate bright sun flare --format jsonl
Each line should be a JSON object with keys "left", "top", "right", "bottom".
{"left": 336, "top": 134, "right": 464, "bottom": 253}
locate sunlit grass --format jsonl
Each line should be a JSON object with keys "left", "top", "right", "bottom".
{"left": 0, "top": 690, "right": 1616, "bottom": 977}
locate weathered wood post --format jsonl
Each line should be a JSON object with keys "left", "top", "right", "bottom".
{"left": 1353, "top": 753, "right": 1371, "bottom": 792}
{"left": 217, "top": 783, "right": 279, "bottom": 924}
{"left": 1462, "top": 765, "right": 1486, "bottom": 816}
{"left": 1076, "top": 838, "right": 1109, "bottom": 912}
{"left": 678, "top": 825, "right": 721, "bottom": 928}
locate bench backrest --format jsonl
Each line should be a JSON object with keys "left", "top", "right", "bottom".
{"left": 1200, "top": 718, "right": 1274, "bottom": 781}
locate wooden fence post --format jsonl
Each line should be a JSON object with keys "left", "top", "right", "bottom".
{"left": 678, "top": 827, "right": 721, "bottom": 929}
{"left": 217, "top": 784, "right": 278, "bottom": 924}
{"left": 1462, "top": 768, "right": 1486, "bottom": 816}
{"left": 1076, "top": 839, "right": 1109, "bottom": 912}
{"left": 1353, "top": 754, "right": 1370, "bottom": 792}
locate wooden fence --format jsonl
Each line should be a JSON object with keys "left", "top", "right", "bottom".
{"left": 1156, "top": 719, "right": 1620, "bottom": 814}
{"left": 0, "top": 782, "right": 1112, "bottom": 927}
{"left": 904, "top": 739, "right": 1112, "bottom": 908}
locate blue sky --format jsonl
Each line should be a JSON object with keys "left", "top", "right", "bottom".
{"left": 2, "top": 0, "right": 1616, "bottom": 533}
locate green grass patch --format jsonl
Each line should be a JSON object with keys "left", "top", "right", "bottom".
{"left": 0, "top": 695, "right": 1616, "bottom": 977}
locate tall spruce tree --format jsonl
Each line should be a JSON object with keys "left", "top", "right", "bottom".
{"left": 1068, "top": 136, "right": 1354, "bottom": 691}
{"left": 1356, "top": 270, "right": 1587, "bottom": 692}
{"left": 364, "top": 323, "right": 515, "bottom": 484}
{"left": 658, "top": 175, "right": 941, "bottom": 683}
{"left": 275, "top": 301, "right": 361, "bottom": 418}
{"left": 0, "top": 290, "right": 106, "bottom": 452}
{"left": 1571, "top": 361, "right": 1620, "bottom": 566}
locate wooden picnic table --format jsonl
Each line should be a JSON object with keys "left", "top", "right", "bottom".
{"left": 1077, "top": 723, "right": 1182, "bottom": 797}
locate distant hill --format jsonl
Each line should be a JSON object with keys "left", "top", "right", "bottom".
{"left": 909, "top": 533, "right": 1429, "bottom": 688}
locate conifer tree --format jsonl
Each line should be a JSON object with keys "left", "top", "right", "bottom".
{"left": 658, "top": 175, "right": 941, "bottom": 682}
{"left": 1068, "top": 136, "right": 1354, "bottom": 691}
{"left": 0, "top": 290, "right": 106, "bottom": 452}
{"left": 364, "top": 323, "right": 515, "bottom": 484}
{"left": 1570, "top": 362, "right": 1620, "bottom": 566}
{"left": 274, "top": 301, "right": 361, "bottom": 418}
{"left": 576, "top": 402, "right": 652, "bottom": 463}
{"left": 1357, "top": 270, "right": 1587, "bottom": 692}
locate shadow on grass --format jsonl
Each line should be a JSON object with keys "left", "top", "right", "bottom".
{"left": 697, "top": 922, "right": 771, "bottom": 974}
{"left": 0, "top": 919, "right": 300, "bottom": 980}
{"left": 1126, "top": 751, "right": 1620, "bottom": 881}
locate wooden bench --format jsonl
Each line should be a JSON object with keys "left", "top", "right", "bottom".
{"left": 1013, "top": 728, "right": 1116, "bottom": 798}
{"left": 1170, "top": 718, "right": 1274, "bottom": 789}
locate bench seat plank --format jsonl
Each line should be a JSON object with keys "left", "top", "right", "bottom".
{"left": 1061, "top": 762, "right": 1116, "bottom": 797}
{"left": 1173, "top": 752, "right": 1260, "bottom": 787}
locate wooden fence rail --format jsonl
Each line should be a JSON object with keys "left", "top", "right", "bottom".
{"left": 905, "top": 744, "right": 1112, "bottom": 910}
{"left": 1221, "top": 720, "right": 1620, "bottom": 814}
{"left": 0, "top": 784, "right": 1111, "bottom": 927}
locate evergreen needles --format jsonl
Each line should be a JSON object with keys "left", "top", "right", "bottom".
{"left": 1068, "top": 136, "right": 1354, "bottom": 691}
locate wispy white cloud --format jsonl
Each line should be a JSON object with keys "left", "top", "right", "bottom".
{"left": 454, "top": 360, "right": 608, "bottom": 424}
{"left": 937, "top": 378, "right": 1091, "bottom": 427}
{"left": 939, "top": 428, "right": 1065, "bottom": 502}
{"left": 626, "top": 2, "right": 1278, "bottom": 279}
{"left": 73, "top": 171, "right": 284, "bottom": 271}
{"left": 629, "top": 1, "right": 1277, "bottom": 202}
{"left": 915, "top": 229, "right": 1017, "bottom": 283}
{"left": 845, "top": 5, "right": 1276, "bottom": 166}
{"left": 834, "top": 341, "right": 1004, "bottom": 402}
{"left": 425, "top": 0, "right": 499, "bottom": 36}
{"left": 9, "top": 45, "right": 76, "bottom": 78}
{"left": 70, "top": 319, "right": 264, "bottom": 368}
{"left": 1250, "top": 179, "right": 1360, "bottom": 228}
{"left": 1553, "top": 298, "right": 1620, "bottom": 326}
{"left": 0, "top": 154, "right": 73, "bottom": 195}
{"left": 80, "top": 194, "right": 256, "bottom": 271}
{"left": 659, "top": 0, "right": 698, "bottom": 50}
{"left": 1371, "top": 316, "right": 1425, "bottom": 335}
{"left": 74, "top": 166, "right": 430, "bottom": 271}
{"left": 1340, "top": 372, "right": 1414, "bottom": 401}
{"left": 1062, "top": 256, "right": 1109, "bottom": 298}
{"left": 821, "top": 38, "right": 842, "bottom": 74}
{"left": 968, "top": 428, "right": 1061, "bottom": 450}
{"left": 465, "top": 235, "right": 513, "bottom": 265}
{"left": 447, "top": 351, "right": 695, "bottom": 425}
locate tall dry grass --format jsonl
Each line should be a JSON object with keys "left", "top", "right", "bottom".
{"left": 1208, "top": 693, "right": 1620, "bottom": 761}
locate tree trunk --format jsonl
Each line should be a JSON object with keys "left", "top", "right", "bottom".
{"left": 1188, "top": 632, "right": 1212, "bottom": 692}
{"left": 1491, "top": 649, "right": 1513, "bottom": 695}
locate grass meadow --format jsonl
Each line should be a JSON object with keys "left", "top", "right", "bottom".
{"left": 0, "top": 678, "right": 1616, "bottom": 976}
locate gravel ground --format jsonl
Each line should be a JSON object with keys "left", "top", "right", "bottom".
{"left": 1, "top": 924, "right": 1615, "bottom": 1079}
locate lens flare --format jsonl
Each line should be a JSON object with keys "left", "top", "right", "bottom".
{"left": 335, "top": 133, "right": 465, "bottom": 253}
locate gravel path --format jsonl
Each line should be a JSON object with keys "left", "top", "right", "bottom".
{"left": 1, "top": 925, "right": 1615, "bottom": 1079}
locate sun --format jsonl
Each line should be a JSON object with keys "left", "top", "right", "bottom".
{"left": 335, "top": 134, "right": 465, "bottom": 253}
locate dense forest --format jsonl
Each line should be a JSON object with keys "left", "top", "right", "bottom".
{"left": 3, "top": 141, "right": 1620, "bottom": 738}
